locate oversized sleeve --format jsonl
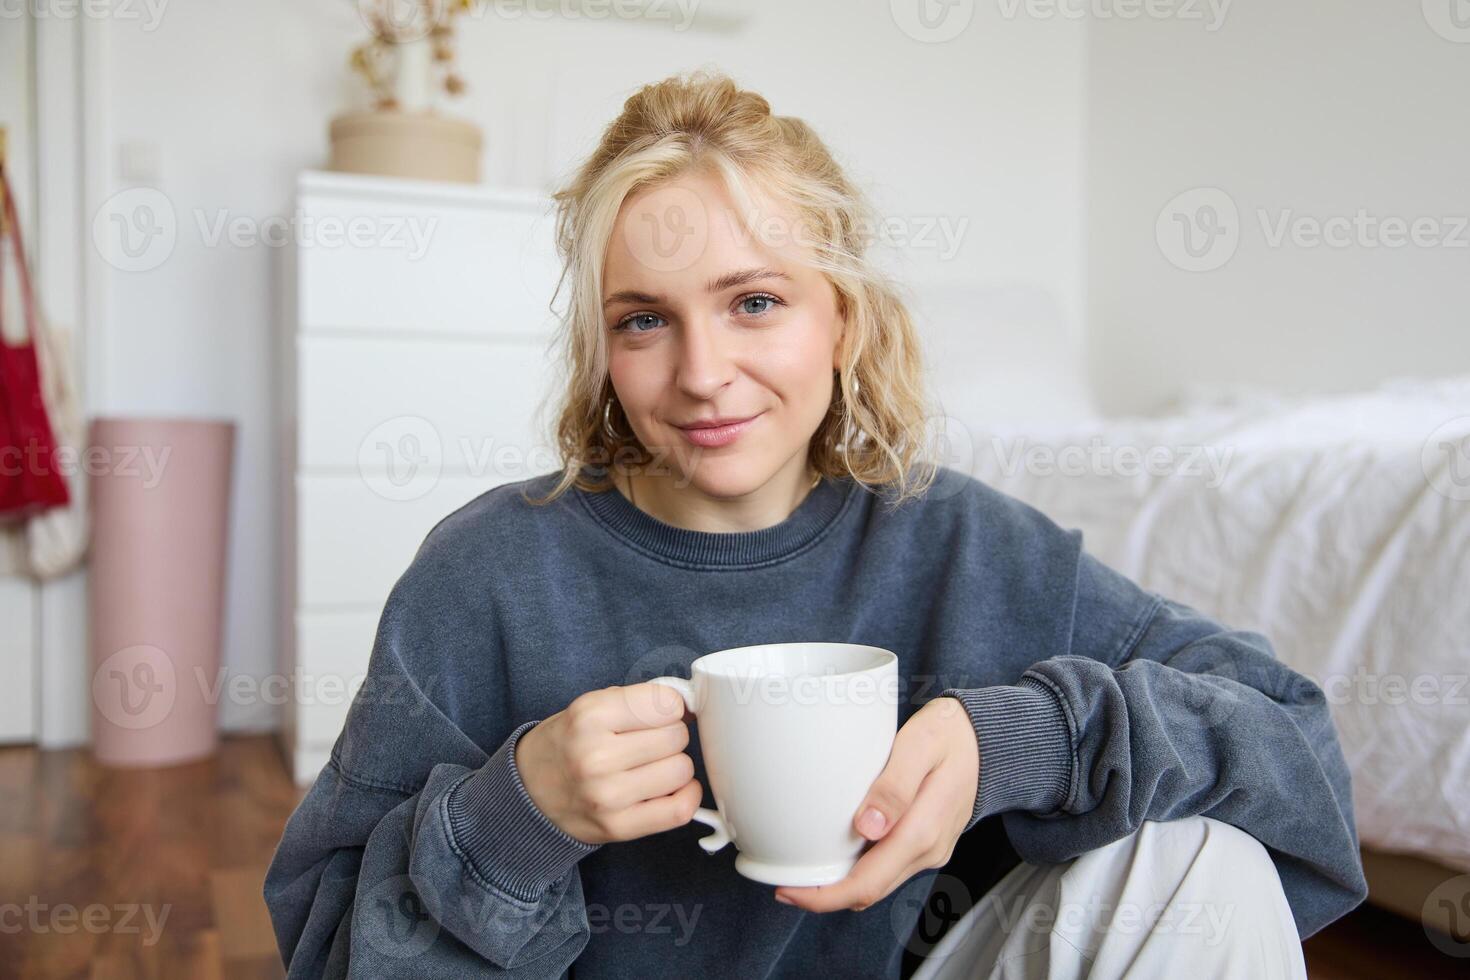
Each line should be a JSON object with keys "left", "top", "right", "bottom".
{"left": 938, "top": 546, "right": 1369, "bottom": 939}
{"left": 263, "top": 541, "right": 599, "bottom": 977}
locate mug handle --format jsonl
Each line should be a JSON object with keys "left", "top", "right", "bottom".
{"left": 648, "top": 675, "right": 732, "bottom": 854}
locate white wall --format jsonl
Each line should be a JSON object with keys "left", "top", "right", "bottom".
{"left": 79, "top": 0, "right": 1087, "bottom": 740}
{"left": 1087, "top": 0, "right": 1470, "bottom": 414}
{"left": 43, "top": 1, "right": 1470, "bottom": 745}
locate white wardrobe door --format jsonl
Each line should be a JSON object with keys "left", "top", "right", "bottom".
{"left": 297, "top": 196, "right": 561, "bottom": 339}
{"left": 297, "top": 335, "right": 560, "bottom": 472}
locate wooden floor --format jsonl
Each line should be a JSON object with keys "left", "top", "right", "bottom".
{"left": 0, "top": 735, "right": 1463, "bottom": 978}
{"left": 0, "top": 736, "right": 305, "bottom": 979}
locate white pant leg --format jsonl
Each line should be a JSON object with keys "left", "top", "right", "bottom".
{"left": 911, "top": 816, "right": 1306, "bottom": 980}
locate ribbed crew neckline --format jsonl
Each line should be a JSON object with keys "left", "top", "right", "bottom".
{"left": 575, "top": 468, "right": 857, "bottom": 568}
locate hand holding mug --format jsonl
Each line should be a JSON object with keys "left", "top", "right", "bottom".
{"left": 771, "top": 695, "right": 979, "bottom": 912}
{"left": 515, "top": 682, "right": 705, "bottom": 845}
{"left": 650, "top": 642, "right": 902, "bottom": 887}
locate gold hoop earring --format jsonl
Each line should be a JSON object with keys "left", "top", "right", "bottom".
{"left": 602, "top": 395, "right": 621, "bottom": 441}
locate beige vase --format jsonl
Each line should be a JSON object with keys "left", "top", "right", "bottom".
{"left": 328, "top": 110, "right": 483, "bottom": 184}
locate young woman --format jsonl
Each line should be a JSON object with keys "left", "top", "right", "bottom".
{"left": 265, "top": 71, "right": 1367, "bottom": 978}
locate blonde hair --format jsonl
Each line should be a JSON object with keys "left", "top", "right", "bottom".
{"left": 526, "top": 69, "right": 940, "bottom": 506}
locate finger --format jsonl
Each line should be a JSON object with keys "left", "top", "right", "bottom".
{"left": 774, "top": 823, "right": 926, "bottom": 913}
{"left": 623, "top": 681, "right": 695, "bottom": 730}
{"left": 583, "top": 682, "right": 688, "bottom": 733}
{"left": 610, "top": 721, "right": 690, "bottom": 769}
{"left": 778, "top": 785, "right": 951, "bottom": 913}
{"left": 587, "top": 751, "right": 696, "bottom": 811}
{"left": 853, "top": 721, "right": 942, "bottom": 841}
{"left": 603, "top": 776, "right": 704, "bottom": 840}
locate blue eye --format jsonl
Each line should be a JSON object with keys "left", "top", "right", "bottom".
{"left": 739, "top": 293, "right": 782, "bottom": 316}
{"left": 612, "top": 293, "right": 784, "bottom": 333}
{"left": 614, "top": 312, "right": 665, "bottom": 333}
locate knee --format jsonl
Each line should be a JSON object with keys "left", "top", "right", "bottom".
{"left": 965, "top": 817, "right": 1306, "bottom": 979}
{"left": 1190, "top": 816, "right": 1276, "bottom": 868}
{"left": 1161, "top": 815, "right": 1285, "bottom": 890}
{"left": 1128, "top": 815, "right": 1294, "bottom": 905}
{"left": 1151, "top": 814, "right": 1276, "bottom": 870}
{"left": 1063, "top": 815, "right": 1304, "bottom": 950}
{"left": 1075, "top": 814, "right": 1279, "bottom": 879}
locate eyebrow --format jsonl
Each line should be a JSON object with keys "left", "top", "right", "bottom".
{"left": 602, "top": 267, "right": 793, "bottom": 309}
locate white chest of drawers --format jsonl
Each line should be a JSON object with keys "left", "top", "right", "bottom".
{"left": 277, "top": 171, "right": 562, "bottom": 784}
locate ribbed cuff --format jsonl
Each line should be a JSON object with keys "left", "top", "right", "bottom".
{"left": 938, "top": 679, "right": 1074, "bottom": 829}
{"left": 445, "top": 719, "right": 600, "bottom": 903}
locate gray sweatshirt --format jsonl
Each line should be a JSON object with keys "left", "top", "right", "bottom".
{"left": 264, "top": 465, "right": 1368, "bottom": 978}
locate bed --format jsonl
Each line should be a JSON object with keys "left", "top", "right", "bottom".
{"left": 959, "top": 376, "right": 1470, "bottom": 878}
{"left": 912, "top": 284, "right": 1469, "bottom": 937}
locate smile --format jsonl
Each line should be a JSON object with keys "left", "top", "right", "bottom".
{"left": 674, "top": 413, "right": 764, "bottom": 448}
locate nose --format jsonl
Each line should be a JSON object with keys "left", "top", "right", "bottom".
{"left": 674, "top": 317, "right": 736, "bottom": 401}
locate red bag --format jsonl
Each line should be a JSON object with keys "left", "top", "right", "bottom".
{"left": 0, "top": 163, "right": 70, "bottom": 521}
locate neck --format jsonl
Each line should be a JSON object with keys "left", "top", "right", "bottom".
{"left": 615, "top": 457, "right": 821, "bottom": 533}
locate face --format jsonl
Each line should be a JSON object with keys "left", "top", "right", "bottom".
{"left": 601, "top": 169, "right": 845, "bottom": 498}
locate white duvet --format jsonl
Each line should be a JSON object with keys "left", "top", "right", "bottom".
{"left": 963, "top": 375, "right": 1470, "bottom": 872}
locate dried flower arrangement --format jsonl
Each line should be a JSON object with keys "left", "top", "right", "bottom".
{"left": 348, "top": 0, "right": 474, "bottom": 110}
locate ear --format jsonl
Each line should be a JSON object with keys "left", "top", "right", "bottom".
{"left": 831, "top": 285, "right": 850, "bottom": 372}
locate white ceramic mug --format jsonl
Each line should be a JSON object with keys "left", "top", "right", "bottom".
{"left": 650, "top": 641, "right": 899, "bottom": 886}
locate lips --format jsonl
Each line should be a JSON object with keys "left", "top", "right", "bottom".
{"left": 676, "top": 415, "right": 759, "bottom": 430}
{"left": 674, "top": 412, "right": 764, "bottom": 448}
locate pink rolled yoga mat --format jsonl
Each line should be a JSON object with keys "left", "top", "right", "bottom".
{"left": 88, "top": 417, "right": 236, "bottom": 767}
